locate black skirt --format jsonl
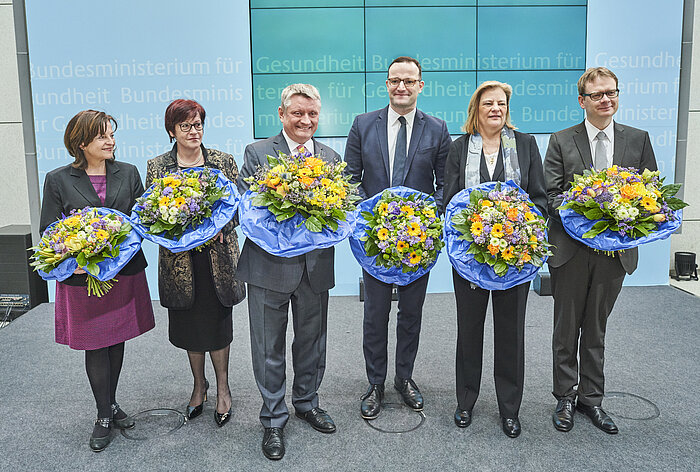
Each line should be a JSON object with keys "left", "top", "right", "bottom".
{"left": 167, "top": 247, "right": 233, "bottom": 351}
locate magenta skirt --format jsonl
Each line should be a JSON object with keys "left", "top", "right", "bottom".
{"left": 54, "top": 271, "right": 155, "bottom": 350}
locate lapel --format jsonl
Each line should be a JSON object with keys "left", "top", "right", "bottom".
{"left": 572, "top": 121, "right": 593, "bottom": 169}
{"left": 311, "top": 138, "right": 333, "bottom": 163}
{"left": 612, "top": 122, "right": 627, "bottom": 166}
{"left": 70, "top": 166, "right": 102, "bottom": 207}
{"left": 375, "top": 107, "right": 390, "bottom": 182}
{"left": 163, "top": 144, "right": 180, "bottom": 174}
{"left": 403, "top": 109, "right": 426, "bottom": 183}
{"left": 492, "top": 146, "right": 505, "bottom": 182}
{"left": 272, "top": 132, "right": 291, "bottom": 160}
{"left": 479, "top": 153, "right": 491, "bottom": 183}
{"left": 104, "top": 160, "right": 123, "bottom": 208}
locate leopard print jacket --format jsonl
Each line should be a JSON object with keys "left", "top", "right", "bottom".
{"left": 145, "top": 145, "right": 246, "bottom": 309}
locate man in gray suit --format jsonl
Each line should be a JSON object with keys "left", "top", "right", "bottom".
{"left": 544, "top": 67, "right": 657, "bottom": 435}
{"left": 237, "top": 83, "right": 339, "bottom": 460}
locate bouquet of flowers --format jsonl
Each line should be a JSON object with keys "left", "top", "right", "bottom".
{"left": 245, "top": 150, "right": 358, "bottom": 232}
{"left": 558, "top": 166, "right": 687, "bottom": 251}
{"left": 132, "top": 167, "right": 239, "bottom": 252}
{"left": 349, "top": 187, "right": 443, "bottom": 285}
{"left": 30, "top": 207, "right": 138, "bottom": 297}
{"left": 444, "top": 181, "right": 550, "bottom": 291}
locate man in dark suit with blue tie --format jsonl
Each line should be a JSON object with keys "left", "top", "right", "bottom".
{"left": 544, "top": 67, "right": 657, "bottom": 435}
{"left": 237, "top": 84, "right": 340, "bottom": 460}
{"left": 345, "top": 56, "right": 452, "bottom": 419}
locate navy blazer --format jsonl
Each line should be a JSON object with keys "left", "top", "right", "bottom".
{"left": 344, "top": 106, "right": 451, "bottom": 209}
{"left": 443, "top": 131, "right": 548, "bottom": 220}
{"left": 236, "top": 132, "right": 339, "bottom": 294}
{"left": 39, "top": 160, "right": 148, "bottom": 285}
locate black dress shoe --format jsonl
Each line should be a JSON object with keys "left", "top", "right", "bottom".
{"left": 111, "top": 403, "right": 135, "bottom": 429}
{"left": 501, "top": 417, "right": 521, "bottom": 438}
{"left": 394, "top": 377, "right": 424, "bottom": 411}
{"left": 89, "top": 418, "right": 113, "bottom": 452}
{"left": 262, "top": 427, "right": 285, "bottom": 460}
{"left": 295, "top": 407, "right": 336, "bottom": 433}
{"left": 215, "top": 408, "right": 232, "bottom": 427}
{"left": 186, "top": 379, "right": 209, "bottom": 420}
{"left": 552, "top": 399, "right": 575, "bottom": 432}
{"left": 576, "top": 403, "right": 618, "bottom": 434}
{"left": 454, "top": 408, "right": 472, "bottom": 428}
{"left": 360, "top": 384, "right": 384, "bottom": 420}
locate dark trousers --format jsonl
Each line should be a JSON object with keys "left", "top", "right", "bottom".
{"left": 362, "top": 270, "right": 429, "bottom": 385}
{"left": 453, "top": 269, "right": 529, "bottom": 418}
{"left": 247, "top": 269, "right": 329, "bottom": 428}
{"left": 550, "top": 246, "right": 626, "bottom": 407}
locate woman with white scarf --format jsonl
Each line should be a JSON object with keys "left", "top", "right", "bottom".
{"left": 443, "top": 81, "right": 547, "bottom": 438}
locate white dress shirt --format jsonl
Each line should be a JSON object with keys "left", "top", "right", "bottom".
{"left": 387, "top": 107, "right": 416, "bottom": 181}
{"left": 282, "top": 129, "right": 314, "bottom": 156}
{"left": 584, "top": 119, "right": 615, "bottom": 168}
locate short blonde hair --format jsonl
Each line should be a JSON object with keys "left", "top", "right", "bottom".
{"left": 280, "top": 83, "right": 322, "bottom": 111}
{"left": 462, "top": 81, "right": 516, "bottom": 134}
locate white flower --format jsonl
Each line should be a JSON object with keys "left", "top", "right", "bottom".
{"left": 167, "top": 215, "right": 177, "bottom": 224}
{"left": 169, "top": 206, "right": 179, "bottom": 216}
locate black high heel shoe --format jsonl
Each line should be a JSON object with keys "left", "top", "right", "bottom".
{"left": 89, "top": 417, "right": 113, "bottom": 452}
{"left": 214, "top": 388, "right": 232, "bottom": 427}
{"left": 186, "top": 379, "right": 209, "bottom": 420}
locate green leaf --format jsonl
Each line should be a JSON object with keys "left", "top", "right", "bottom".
{"left": 665, "top": 197, "right": 689, "bottom": 211}
{"left": 494, "top": 261, "right": 508, "bottom": 277}
{"left": 85, "top": 262, "right": 100, "bottom": 276}
{"left": 474, "top": 252, "right": 485, "bottom": 264}
{"left": 76, "top": 252, "right": 87, "bottom": 267}
{"left": 661, "top": 183, "right": 682, "bottom": 197}
{"left": 583, "top": 208, "right": 604, "bottom": 220}
{"left": 305, "top": 216, "right": 323, "bottom": 232}
{"left": 582, "top": 220, "right": 609, "bottom": 238}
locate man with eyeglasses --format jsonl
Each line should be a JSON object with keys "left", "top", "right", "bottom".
{"left": 345, "top": 56, "right": 451, "bottom": 420}
{"left": 544, "top": 67, "right": 657, "bottom": 435}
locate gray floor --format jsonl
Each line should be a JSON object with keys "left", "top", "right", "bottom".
{"left": 1, "top": 286, "right": 698, "bottom": 471}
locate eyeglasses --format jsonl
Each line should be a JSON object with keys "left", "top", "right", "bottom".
{"left": 387, "top": 77, "right": 420, "bottom": 88}
{"left": 580, "top": 89, "right": 619, "bottom": 101}
{"left": 178, "top": 122, "right": 203, "bottom": 132}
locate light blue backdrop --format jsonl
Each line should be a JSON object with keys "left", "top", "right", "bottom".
{"left": 25, "top": 0, "right": 683, "bottom": 298}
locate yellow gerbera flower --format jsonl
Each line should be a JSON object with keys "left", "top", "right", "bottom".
{"left": 407, "top": 222, "right": 421, "bottom": 236}
{"left": 159, "top": 196, "right": 170, "bottom": 206}
{"left": 409, "top": 252, "right": 421, "bottom": 264}
{"left": 491, "top": 223, "right": 504, "bottom": 237}
{"left": 396, "top": 241, "right": 408, "bottom": 252}
{"left": 377, "top": 228, "right": 389, "bottom": 240}
{"left": 471, "top": 221, "right": 484, "bottom": 236}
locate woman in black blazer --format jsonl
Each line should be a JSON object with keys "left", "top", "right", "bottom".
{"left": 39, "top": 110, "right": 155, "bottom": 452}
{"left": 443, "top": 81, "right": 547, "bottom": 438}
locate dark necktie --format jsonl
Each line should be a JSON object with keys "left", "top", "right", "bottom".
{"left": 392, "top": 116, "right": 407, "bottom": 187}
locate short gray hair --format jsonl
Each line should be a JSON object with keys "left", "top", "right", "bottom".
{"left": 280, "top": 83, "right": 322, "bottom": 111}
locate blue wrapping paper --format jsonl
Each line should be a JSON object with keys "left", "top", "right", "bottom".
{"left": 349, "top": 186, "right": 440, "bottom": 286}
{"left": 444, "top": 180, "right": 546, "bottom": 291}
{"left": 239, "top": 189, "right": 355, "bottom": 257}
{"left": 37, "top": 208, "right": 142, "bottom": 282}
{"left": 560, "top": 206, "right": 683, "bottom": 251}
{"left": 130, "top": 167, "right": 240, "bottom": 253}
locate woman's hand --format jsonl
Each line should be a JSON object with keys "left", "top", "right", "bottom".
{"left": 214, "top": 230, "right": 224, "bottom": 244}
{"left": 74, "top": 268, "right": 86, "bottom": 274}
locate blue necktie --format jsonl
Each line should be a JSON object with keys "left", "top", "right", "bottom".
{"left": 392, "top": 116, "right": 407, "bottom": 187}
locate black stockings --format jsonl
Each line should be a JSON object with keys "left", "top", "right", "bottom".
{"left": 187, "top": 345, "right": 231, "bottom": 414}
{"left": 85, "top": 342, "right": 125, "bottom": 419}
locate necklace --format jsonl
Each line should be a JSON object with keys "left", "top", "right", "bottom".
{"left": 177, "top": 153, "right": 204, "bottom": 168}
{"left": 484, "top": 150, "right": 498, "bottom": 167}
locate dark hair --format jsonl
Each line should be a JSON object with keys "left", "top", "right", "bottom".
{"left": 164, "top": 99, "right": 206, "bottom": 143}
{"left": 63, "top": 110, "right": 117, "bottom": 170}
{"left": 388, "top": 56, "right": 422, "bottom": 78}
